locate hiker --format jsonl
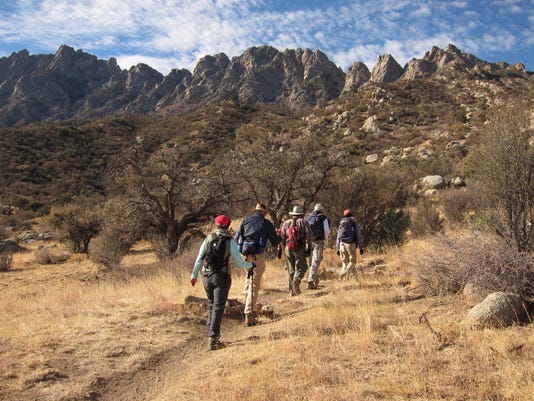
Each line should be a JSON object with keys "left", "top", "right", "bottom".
{"left": 336, "top": 209, "right": 364, "bottom": 280}
{"left": 280, "top": 205, "right": 312, "bottom": 296}
{"left": 191, "top": 214, "right": 255, "bottom": 350}
{"left": 306, "top": 203, "right": 331, "bottom": 289}
{"left": 235, "top": 203, "right": 281, "bottom": 326}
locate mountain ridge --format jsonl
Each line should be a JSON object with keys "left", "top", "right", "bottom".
{"left": 0, "top": 43, "right": 531, "bottom": 127}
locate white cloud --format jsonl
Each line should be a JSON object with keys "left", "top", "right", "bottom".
{"left": 0, "top": 0, "right": 532, "bottom": 74}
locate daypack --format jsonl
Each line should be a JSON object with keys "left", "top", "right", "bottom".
{"left": 308, "top": 213, "right": 326, "bottom": 241}
{"left": 338, "top": 218, "right": 357, "bottom": 243}
{"left": 238, "top": 214, "right": 266, "bottom": 255}
{"left": 204, "top": 233, "right": 231, "bottom": 270}
{"left": 286, "top": 219, "right": 302, "bottom": 250}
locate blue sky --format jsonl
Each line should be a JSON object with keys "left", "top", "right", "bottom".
{"left": 0, "top": 0, "right": 532, "bottom": 75}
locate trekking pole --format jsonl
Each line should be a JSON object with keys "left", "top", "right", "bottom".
{"left": 247, "top": 266, "right": 255, "bottom": 313}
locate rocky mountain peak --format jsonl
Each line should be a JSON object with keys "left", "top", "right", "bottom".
{"left": 371, "top": 54, "right": 404, "bottom": 83}
{"left": 343, "top": 62, "right": 371, "bottom": 92}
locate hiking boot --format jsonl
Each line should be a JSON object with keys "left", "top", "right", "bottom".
{"left": 245, "top": 313, "right": 257, "bottom": 327}
{"left": 307, "top": 281, "right": 317, "bottom": 290}
{"left": 208, "top": 337, "right": 226, "bottom": 351}
{"left": 291, "top": 280, "right": 301, "bottom": 295}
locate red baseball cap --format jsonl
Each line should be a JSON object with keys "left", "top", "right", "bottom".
{"left": 214, "top": 214, "right": 231, "bottom": 227}
{"left": 343, "top": 209, "right": 352, "bottom": 216}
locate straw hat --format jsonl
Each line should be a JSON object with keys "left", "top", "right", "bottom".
{"left": 254, "top": 203, "right": 268, "bottom": 213}
{"left": 289, "top": 205, "right": 305, "bottom": 216}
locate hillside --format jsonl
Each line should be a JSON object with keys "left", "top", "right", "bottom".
{"left": 1, "top": 50, "right": 532, "bottom": 206}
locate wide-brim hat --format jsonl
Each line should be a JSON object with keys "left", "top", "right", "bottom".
{"left": 289, "top": 205, "right": 305, "bottom": 216}
{"left": 314, "top": 203, "right": 324, "bottom": 212}
{"left": 254, "top": 203, "right": 268, "bottom": 212}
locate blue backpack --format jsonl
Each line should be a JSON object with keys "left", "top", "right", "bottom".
{"left": 308, "top": 213, "right": 326, "bottom": 241}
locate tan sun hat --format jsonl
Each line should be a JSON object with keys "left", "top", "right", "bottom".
{"left": 254, "top": 203, "right": 268, "bottom": 212}
{"left": 289, "top": 205, "right": 305, "bottom": 216}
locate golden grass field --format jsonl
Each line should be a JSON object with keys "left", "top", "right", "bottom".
{"left": 1, "top": 236, "right": 533, "bottom": 401}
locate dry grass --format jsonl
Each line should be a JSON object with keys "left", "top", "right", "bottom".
{"left": 1, "top": 237, "right": 533, "bottom": 401}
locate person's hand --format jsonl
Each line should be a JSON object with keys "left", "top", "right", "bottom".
{"left": 360, "top": 248, "right": 364, "bottom": 256}
{"left": 247, "top": 267, "right": 255, "bottom": 279}
{"left": 190, "top": 278, "right": 197, "bottom": 287}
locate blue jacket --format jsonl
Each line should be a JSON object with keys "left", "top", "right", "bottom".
{"left": 234, "top": 211, "right": 281, "bottom": 251}
{"left": 336, "top": 217, "right": 364, "bottom": 251}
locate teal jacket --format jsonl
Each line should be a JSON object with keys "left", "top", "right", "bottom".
{"left": 191, "top": 228, "right": 254, "bottom": 279}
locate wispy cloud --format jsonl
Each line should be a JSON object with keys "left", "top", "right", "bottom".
{"left": 0, "top": 0, "right": 532, "bottom": 74}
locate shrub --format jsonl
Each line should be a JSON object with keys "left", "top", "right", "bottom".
{"left": 410, "top": 230, "right": 534, "bottom": 301}
{"left": 439, "top": 187, "right": 478, "bottom": 225}
{"left": 89, "top": 228, "right": 136, "bottom": 269}
{"left": 48, "top": 198, "right": 103, "bottom": 253}
{"left": 469, "top": 107, "right": 534, "bottom": 252}
{"left": 34, "top": 247, "right": 70, "bottom": 265}
{"left": 0, "top": 254, "right": 13, "bottom": 271}
{"left": 328, "top": 165, "right": 412, "bottom": 248}
{"left": 409, "top": 197, "right": 445, "bottom": 237}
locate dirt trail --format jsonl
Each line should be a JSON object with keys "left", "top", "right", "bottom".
{"left": 83, "top": 281, "right": 335, "bottom": 401}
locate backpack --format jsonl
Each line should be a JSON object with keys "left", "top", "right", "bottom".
{"left": 308, "top": 213, "right": 326, "bottom": 241}
{"left": 286, "top": 219, "right": 302, "bottom": 251}
{"left": 238, "top": 214, "right": 266, "bottom": 255}
{"left": 204, "top": 234, "right": 231, "bottom": 270}
{"left": 338, "top": 218, "right": 356, "bottom": 243}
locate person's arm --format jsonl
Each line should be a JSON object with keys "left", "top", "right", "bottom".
{"left": 191, "top": 237, "right": 208, "bottom": 279}
{"left": 279, "top": 221, "right": 287, "bottom": 242}
{"left": 336, "top": 225, "right": 341, "bottom": 250}
{"left": 303, "top": 220, "right": 313, "bottom": 247}
{"left": 266, "top": 220, "right": 282, "bottom": 246}
{"left": 323, "top": 217, "right": 331, "bottom": 238}
{"left": 355, "top": 222, "right": 364, "bottom": 252}
{"left": 229, "top": 239, "right": 254, "bottom": 268}
{"left": 234, "top": 222, "right": 243, "bottom": 243}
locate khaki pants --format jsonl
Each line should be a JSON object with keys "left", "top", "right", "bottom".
{"left": 339, "top": 242, "right": 359, "bottom": 279}
{"left": 243, "top": 253, "right": 266, "bottom": 315}
{"left": 307, "top": 240, "right": 325, "bottom": 284}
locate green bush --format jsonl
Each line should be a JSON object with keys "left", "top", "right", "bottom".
{"left": 327, "top": 165, "right": 412, "bottom": 249}
{"left": 48, "top": 199, "right": 102, "bottom": 253}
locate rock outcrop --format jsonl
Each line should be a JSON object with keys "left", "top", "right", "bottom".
{"left": 463, "top": 292, "right": 529, "bottom": 329}
{"left": 370, "top": 54, "right": 404, "bottom": 83}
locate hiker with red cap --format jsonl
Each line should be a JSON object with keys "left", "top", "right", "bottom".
{"left": 336, "top": 209, "right": 364, "bottom": 280}
{"left": 191, "top": 214, "right": 255, "bottom": 351}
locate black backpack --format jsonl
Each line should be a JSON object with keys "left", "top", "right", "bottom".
{"left": 204, "top": 233, "right": 231, "bottom": 270}
{"left": 308, "top": 213, "right": 326, "bottom": 241}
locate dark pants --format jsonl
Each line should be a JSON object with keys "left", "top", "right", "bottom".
{"left": 285, "top": 245, "right": 308, "bottom": 289}
{"left": 202, "top": 271, "right": 231, "bottom": 339}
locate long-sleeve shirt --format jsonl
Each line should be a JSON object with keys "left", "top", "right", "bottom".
{"left": 336, "top": 217, "right": 364, "bottom": 251}
{"left": 191, "top": 228, "right": 254, "bottom": 279}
